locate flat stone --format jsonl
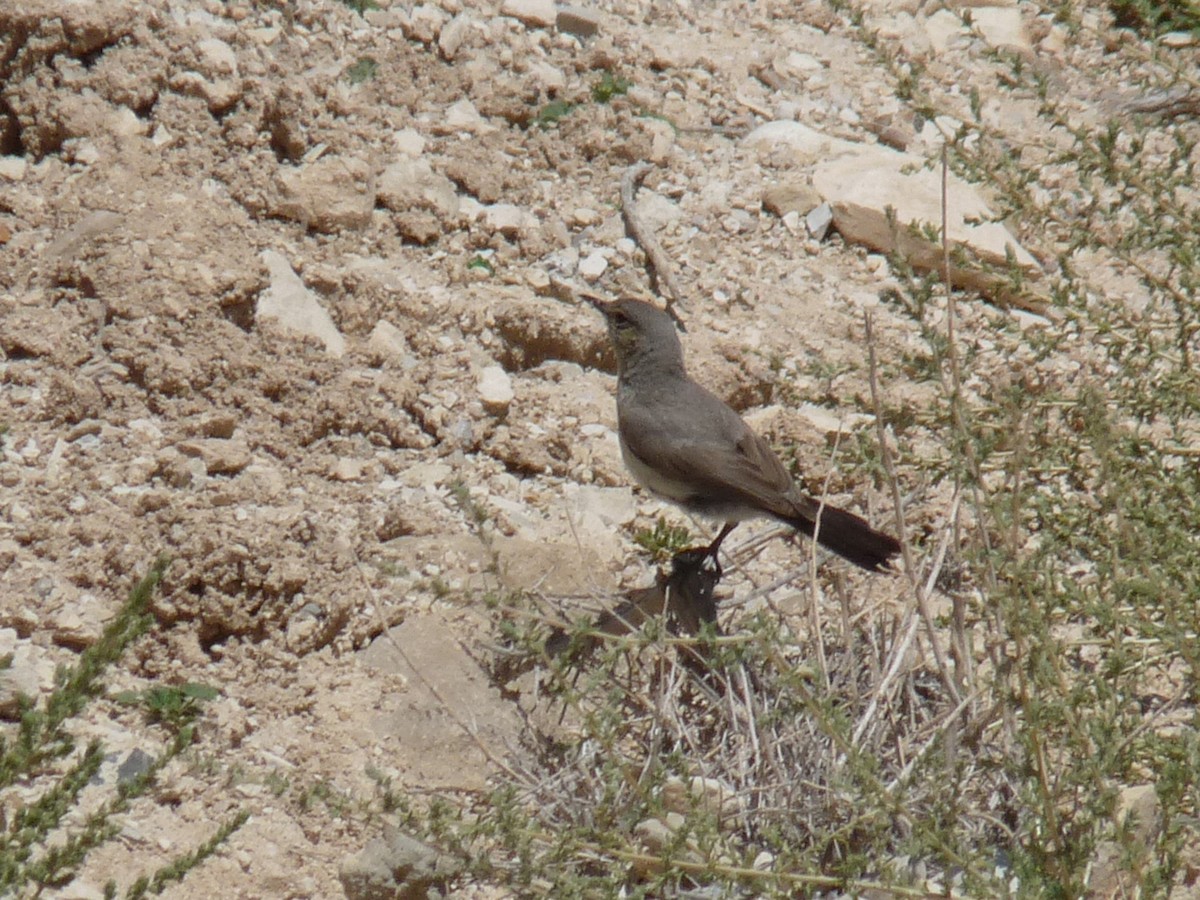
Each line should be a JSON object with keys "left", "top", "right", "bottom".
{"left": 377, "top": 157, "right": 460, "bottom": 221}
{"left": 438, "top": 13, "right": 471, "bottom": 59}
{"left": 359, "top": 615, "right": 524, "bottom": 790}
{"left": 805, "top": 202, "right": 834, "bottom": 240}
{"left": 578, "top": 252, "right": 608, "bottom": 280}
{"left": 970, "top": 6, "right": 1031, "bottom": 55}
{"left": 0, "top": 156, "right": 28, "bottom": 180}
{"left": 368, "top": 320, "right": 410, "bottom": 360}
{"left": 394, "top": 461, "right": 453, "bottom": 489}
{"left": 48, "top": 592, "right": 114, "bottom": 649}
{"left": 274, "top": 155, "right": 374, "bottom": 232}
{"left": 476, "top": 365, "right": 514, "bottom": 414}
{"left": 501, "top": 0, "right": 556, "bottom": 28}
{"left": 439, "top": 98, "right": 492, "bottom": 134}
{"left": 483, "top": 203, "right": 536, "bottom": 237}
{"left": 924, "top": 8, "right": 967, "bottom": 53}
{"left": 392, "top": 128, "right": 426, "bottom": 157}
{"left": 743, "top": 120, "right": 861, "bottom": 162}
{"left": 403, "top": 4, "right": 445, "bottom": 43}
{"left": 196, "top": 37, "right": 238, "bottom": 76}
{"left": 329, "top": 458, "right": 367, "bottom": 482}
{"left": 811, "top": 140, "right": 1040, "bottom": 302}
{"left": 762, "top": 181, "right": 822, "bottom": 217}
{"left": 257, "top": 250, "right": 346, "bottom": 357}
{"left": 176, "top": 438, "right": 252, "bottom": 475}
{"left": 556, "top": 4, "right": 602, "bottom": 37}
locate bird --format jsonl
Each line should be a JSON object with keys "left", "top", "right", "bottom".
{"left": 589, "top": 296, "right": 901, "bottom": 573}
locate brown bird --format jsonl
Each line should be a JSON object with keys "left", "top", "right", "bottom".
{"left": 591, "top": 297, "right": 900, "bottom": 572}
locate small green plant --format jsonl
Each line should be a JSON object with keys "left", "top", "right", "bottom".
{"left": 633, "top": 516, "right": 692, "bottom": 561}
{"left": 591, "top": 71, "right": 632, "bottom": 103}
{"left": 533, "top": 99, "right": 576, "bottom": 128}
{"left": 1108, "top": 0, "right": 1200, "bottom": 35}
{"left": 346, "top": 56, "right": 378, "bottom": 84}
{"left": 115, "top": 683, "right": 220, "bottom": 732}
{"left": 466, "top": 255, "right": 494, "bottom": 274}
{"left": 375, "top": 559, "right": 409, "bottom": 578}
{"left": 338, "top": 0, "right": 377, "bottom": 13}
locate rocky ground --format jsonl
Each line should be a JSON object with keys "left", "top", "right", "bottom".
{"left": 1, "top": 0, "right": 1196, "bottom": 896}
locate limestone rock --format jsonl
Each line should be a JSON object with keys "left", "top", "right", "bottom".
{"left": 359, "top": 614, "right": 524, "bottom": 791}
{"left": 556, "top": 4, "right": 602, "bottom": 37}
{"left": 176, "top": 438, "right": 252, "bottom": 476}
{"left": 762, "top": 181, "right": 822, "bottom": 217}
{"left": 257, "top": 250, "right": 346, "bottom": 357}
{"left": 578, "top": 251, "right": 608, "bottom": 280}
{"left": 810, "top": 141, "right": 1040, "bottom": 302}
{"left": 195, "top": 38, "right": 238, "bottom": 77}
{"left": 501, "top": 0, "right": 556, "bottom": 28}
{"left": 274, "top": 156, "right": 374, "bottom": 232}
{"left": 476, "top": 365, "right": 514, "bottom": 415}
{"left": 971, "top": 6, "right": 1032, "bottom": 55}
{"left": 483, "top": 203, "right": 536, "bottom": 237}
{"left": 339, "top": 827, "right": 460, "bottom": 900}
{"left": 368, "top": 320, "right": 410, "bottom": 361}
{"left": 376, "top": 157, "right": 460, "bottom": 221}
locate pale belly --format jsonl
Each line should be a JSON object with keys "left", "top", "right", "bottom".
{"left": 618, "top": 434, "right": 763, "bottom": 522}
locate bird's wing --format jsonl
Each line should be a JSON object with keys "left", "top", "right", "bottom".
{"left": 619, "top": 384, "right": 804, "bottom": 518}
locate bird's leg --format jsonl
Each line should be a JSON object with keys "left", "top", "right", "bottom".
{"left": 705, "top": 521, "right": 738, "bottom": 561}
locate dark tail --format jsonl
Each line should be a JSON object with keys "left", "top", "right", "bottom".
{"left": 786, "top": 504, "right": 901, "bottom": 572}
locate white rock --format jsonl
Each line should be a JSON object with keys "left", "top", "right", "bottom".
{"left": 634, "top": 192, "right": 682, "bottom": 232}
{"left": 368, "top": 319, "right": 409, "bottom": 359}
{"left": 743, "top": 120, "right": 861, "bottom": 162}
{"left": 257, "top": 250, "right": 346, "bottom": 357}
{"left": 0, "top": 156, "right": 27, "bottom": 180}
{"left": 924, "top": 9, "right": 967, "bottom": 53}
{"left": 1161, "top": 30, "right": 1197, "bottom": 48}
{"left": 274, "top": 156, "right": 375, "bottom": 232}
{"left": 438, "top": 13, "right": 471, "bottom": 59}
{"left": 780, "top": 51, "right": 823, "bottom": 75}
{"left": 501, "top": 0, "right": 556, "bottom": 28}
{"left": 329, "top": 458, "right": 367, "bottom": 481}
{"left": 811, "top": 141, "right": 1040, "bottom": 298}
{"left": 970, "top": 6, "right": 1031, "bottom": 54}
{"left": 477, "top": 366, "right": 514, "bottom": 414}
{"left": 196, "top": 38, "right": 238, "bottom": 76}
{"left": 805, "top": 202, "right": 833, "bottom": 240}
{"left": 405, "top": 4, "right": 446, "bottom": 42}
{"left": 397, "top": 461, "right": 453, "bottom": 488}
{"left": 578, "top": 252, "right": 609, "bottom": 280}
{"left": 376, "top": 157, "right": 460, "bottom": 220}
{"left": 444, "top": 99, "right": 489, "bottom": 135}
{"left": 483, "top": 203, "right": 536, "bottom": 237}
{"left": 393, "top": 128, "right": 426, "bottom": 157}
{"left": 526, "top": 60, "right": 566, "bottom": 91}
{"left": 107, "top": 106, "right": 146, "bottom": 138}
{"left": 563, "top": 484, "right": 637, "bottom": 559}
{"left": 442, "top": 98, "right": 492, "bottom": 134}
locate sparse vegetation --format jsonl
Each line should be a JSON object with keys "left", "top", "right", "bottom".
{"left": 0, "top": 560, "right": 246, "bottom": 897}
{"left": 377, "top": 5, "right": 1200, "bottom": 895}
{"left": 346, "top": 56, "right": 378, "bottom": 84}
{"left": 633, "top": 516, "right": 692, "bottom": 561}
